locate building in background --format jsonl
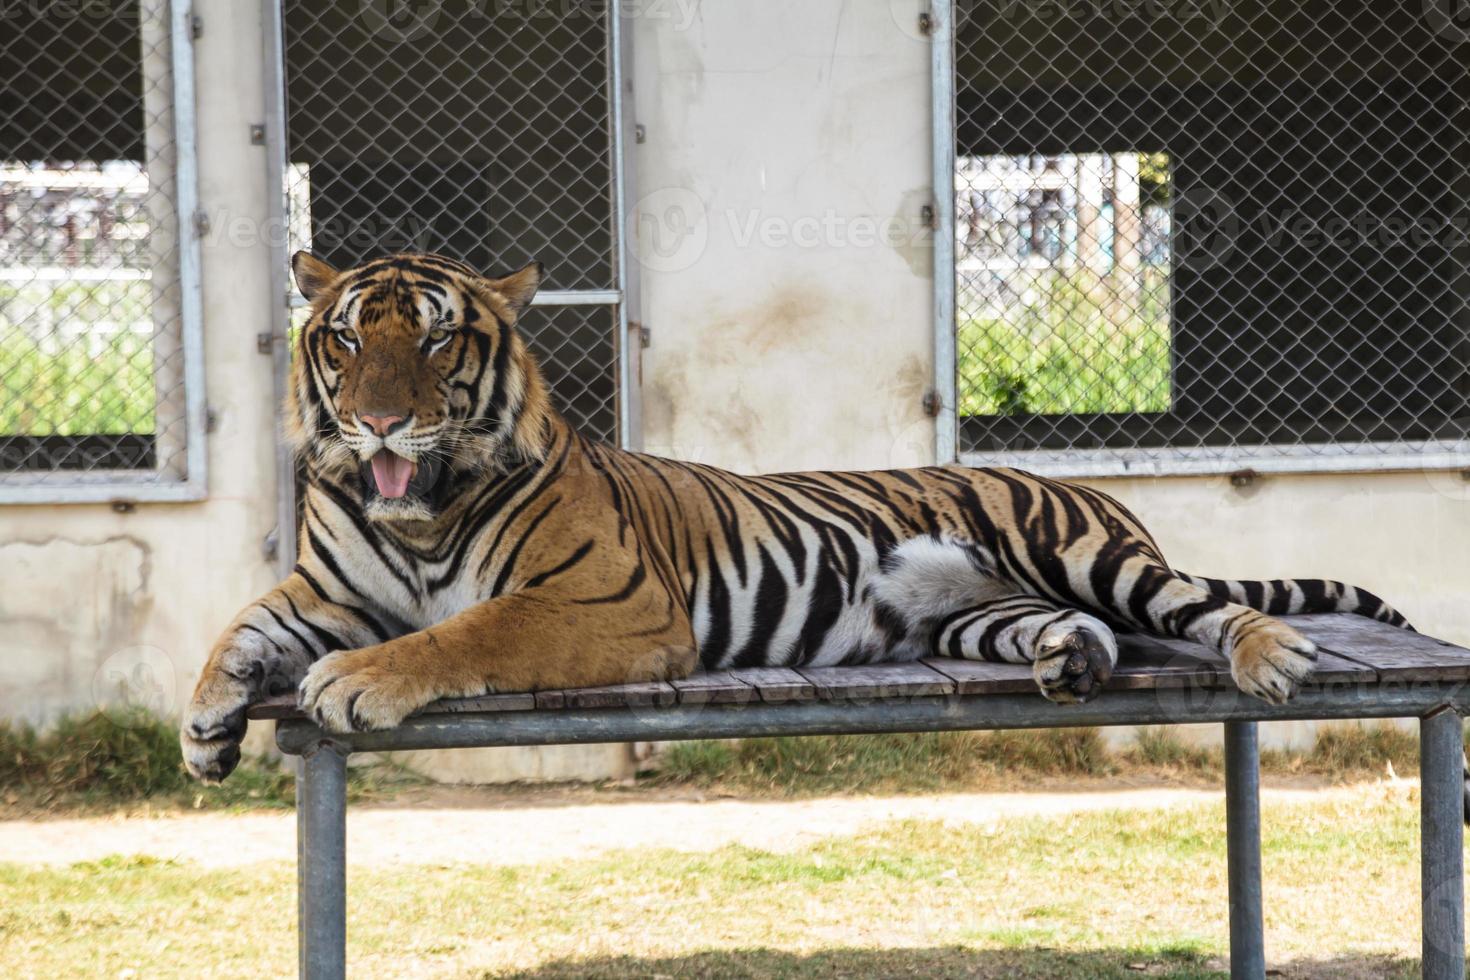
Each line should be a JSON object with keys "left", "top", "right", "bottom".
{"left": 2, "top": 0, "right": 1467, "bottom": 777}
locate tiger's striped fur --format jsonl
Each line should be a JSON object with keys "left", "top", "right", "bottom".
{"left": 180, "top": 251, "right": 1411, "bottom": 782}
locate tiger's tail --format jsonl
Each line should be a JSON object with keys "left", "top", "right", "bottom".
{"left": 1174, "top": 573, "right": 1414, "bottom": 631}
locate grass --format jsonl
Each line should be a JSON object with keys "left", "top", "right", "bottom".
{"left": 0, "top": 279, "right": 157, "bottom": 436}
{"left": 957, "top": 268, "right": 1172, "bottom": 417}
{"left": 0, "top": 786, "right": 1428, "bottom": 978}
{"left": 4, "top": 269, "right": 1174, "bottom": 434}
{"left": 653, "top": 729, "right": 1112, "bottom": 796}
{"left": 652, "top": 722, "right": 1433, "bottom": 797}
{"left": 0, "top": 709, "right": 1435, "bottom": 816}
{"left": 0, "top": 710, "right": 410, "bottom": 815}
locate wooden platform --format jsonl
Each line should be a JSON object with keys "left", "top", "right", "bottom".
{"left": 248, "top": 614, "right": 1470, "bottom": 722}
{"left": 269, "top": 611, "right": 1470, "bottom": 980}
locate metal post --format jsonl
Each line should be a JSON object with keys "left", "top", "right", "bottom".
{"left": 297, "top": 741, "right": 348, "bottom": 980}
{"left": 1420, "top": 708, "right": 1464, "bottom": 980}
{"left": 608, "top": 0, "right": 643, "bottom": 450}
{"left": 261, "top": 0, "right": 297, "bottom": 578}
{"left": 929, "top": 0, "right": 958, "bottom": 465}
{"left": 1224, "top": 720, "right": 1265, "bottom": 980}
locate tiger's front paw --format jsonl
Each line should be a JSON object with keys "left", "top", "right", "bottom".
{"left": 181, "top": 694, "right": 247, "bottom": 784}
{"left": 1229, "top": 621, "right": 1317, "bottom": 705}
{"left": 1033, "top": 615, "right": 1117, "bottom": 705}
{"left": 182, "top": 640, "right": 300, "bottom": 782}
{"left": 298, "top": 648, "right": 430, "bottom": 734}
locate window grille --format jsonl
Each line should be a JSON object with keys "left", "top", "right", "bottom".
{"left": 934, "top": 0, "right": 1470, "bottom": 476}
{"left": 275, "top": 0, "right": 634, "bottom": 446}
{"left": 0, "top": 0, "right": 206, "bottom": 501}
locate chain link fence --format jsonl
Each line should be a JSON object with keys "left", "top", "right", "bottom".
{"left": 281, "top": 0, "right": 622, "bottom": 443}
{"left": 0, "top": 0, "right": 196, "bottom": 490}
{"left": 949, "top": 0, "right": 1470, "bottom": 474}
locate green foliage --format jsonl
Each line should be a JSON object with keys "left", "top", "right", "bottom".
{"left": 1262, "top": 723, "right": 1421, "bottom": 779}
{"left": 0, "top": 711, "right": 186, "bottom": 801}
{"left": 0, "top": 710, "right": 302, "bottom": 812}
{"left": 657, "top": 722, "right": 1436, "bottom": 796}
{"left": 1139, "top": 152, "right": 1172, "bottom": 208}
{"left": 958, "top": 269, "right": 1171, "bottom": 417}
{"left": 653, "top": 729, "right": 1112, "bottom": 796}
{"left": 1127, "top": 728, "right": 1219, "bottom": 773}
{"left": 0, "top": 789, "right": 1427, "bottom": 977}
{"left": 0, "top": 280, "right": 157, "bottom": 436}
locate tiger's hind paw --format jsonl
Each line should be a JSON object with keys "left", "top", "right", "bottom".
{"left": 1229, "top": 622, "right": 1317, "bottom": 705}
{"left": 1033, "top": 616, "right": 1117, "bottom": 705}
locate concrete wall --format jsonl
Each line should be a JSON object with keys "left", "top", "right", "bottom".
{"left": 0, "top": 0, "right": 279, "bottom": 746}
{"left": 2, "top": 0, "right": 1463, "bottom": 778}
{"left": 630, "top": 0, "right": 1470, "bottom": 755}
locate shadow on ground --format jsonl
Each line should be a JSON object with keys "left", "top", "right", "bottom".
{"left": 498, "top": 946, "right": 1417, "bottom": 979}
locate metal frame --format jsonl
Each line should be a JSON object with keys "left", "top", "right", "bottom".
{"left": 1224, "top": 721, "right": 1265, "bottom": 980}
{"left": 267, "top": 2, "right": 640, "bottom": 456}
{"left": 927, "top": 0, "right": 1470, "bottom": 479}
{"left": 280, "top": 686, "right": 1467, "bottom": 980}
{"left": 955, "top": 443, "right": 1470, "bottom": 480}
{"left": 930, "top": 0, "right": 958, "bottom": 465}
{"left": 0, "top": 0, "right": 209, "bottom": 505}
{"left": 262, "top": 0, "right": 296, "bottom": 577}
{"left": 610, "top": 1, "right": 643, "bottom": 451}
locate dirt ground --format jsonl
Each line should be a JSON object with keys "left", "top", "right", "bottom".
{"left": 0, "top": 776, "right": 1351, "bottom": 868}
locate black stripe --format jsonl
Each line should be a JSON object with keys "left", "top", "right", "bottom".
{"left": 524, "top": 539, "right": 596, "bottom": 590}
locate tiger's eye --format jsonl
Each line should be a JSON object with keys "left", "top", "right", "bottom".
{"left": 337, "top": 328, "right": 359, "bottom": 347}
{"left": 427, "top": 327, "right": 451, "bottom": 345}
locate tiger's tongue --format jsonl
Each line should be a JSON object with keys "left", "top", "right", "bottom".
{"left": 369, "top": 449, "right": 416, "bottom": 499}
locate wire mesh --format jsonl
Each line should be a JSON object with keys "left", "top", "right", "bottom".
{"left": 0, "top": 0, "right": 189, "bottom": 480}
{"left": 281, "top": 0, "right": 620, "bottom": 443}
{"left": 951, "top": 0, "right": 1470, "bottom": 471}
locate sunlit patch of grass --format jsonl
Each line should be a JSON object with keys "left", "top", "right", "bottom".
{"left": 0, "top": 786, "right": 1427, "bottom": 978}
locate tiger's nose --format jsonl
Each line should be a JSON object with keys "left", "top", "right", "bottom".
{"left": 359, "top": 413, "right": 407, "bottom": 437}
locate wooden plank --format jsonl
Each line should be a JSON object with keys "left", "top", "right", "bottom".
{"left": 730, "top": 666, "right": 817, "bottom": 703}
{"left": 246, "top": 694, "right": 299, "bottom": 720}
{"left": 1288, "top": 614, "right": 1470, "bottom": 682}
{"left": 795, "top": 661, "right": 955, "bottom": 701}
{"left": 243, "top": 614, "right": 1441, "bottom": 722}
{"left": 1112, "top": 632, "right": 1227, "bottom": 690}
{"left": 249, "top": 691, "right": 538, "bottom": 721}
{"left": 423, "top": 693, "right": 536, "bottom": 714}
{"left": 670, "top": 670, "right": 758, "bottom": 705}
{"left": 1113, "top": 630, "right": 1374, "bottom": 689}
{"left": 556, "top": 680, "right": 679, "bottom": 710}
{"left": 919, "top": 658, "right": 1035, "bottom": 695}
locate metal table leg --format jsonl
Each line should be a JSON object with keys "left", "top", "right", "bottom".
{"left": 297, "top": 740, "right": 348, "bottom": 980}
{"left": 1225, "top": 720, "right": 1266, "bottom": 980}
{"left": 1420, "top": 708, "right": 1464, "bottom": 980}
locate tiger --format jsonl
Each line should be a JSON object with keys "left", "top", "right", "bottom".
{"left": 180, "top": 249, "right": 1412, "bottom": 783}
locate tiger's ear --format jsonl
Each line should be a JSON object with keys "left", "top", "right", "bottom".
{"left": 291, "top": 251, "right": 339, "bottom": 303}
{"left": 483, "top": 260, "right": 542, "bottom": 314}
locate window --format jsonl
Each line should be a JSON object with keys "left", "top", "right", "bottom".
{"left": 935, "top": 0, "right": 1470, "bottom": 476}
{"left": 0, "top": 0, "right": 205, "bottom": 500}
{"left": 276, "top": 0, "right": 636, "bottom": 446}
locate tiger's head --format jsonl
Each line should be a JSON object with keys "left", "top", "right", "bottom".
{"left": 286, "top": 250, "right": 553, "bottom": 522}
